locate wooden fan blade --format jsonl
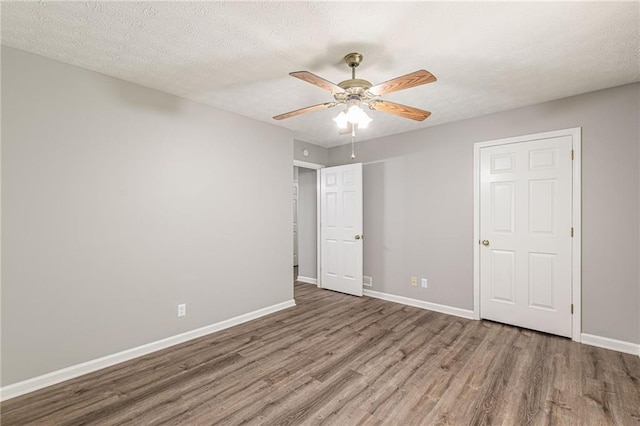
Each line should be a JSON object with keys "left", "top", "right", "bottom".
{"left": 273, "top": 102, "right": 337, "bottom": 120}
{"left": 370, "top": 101, "right": 431, "bottom": 121}
{"left": 290, "top": 71, "right": 345, "bottom": 94}
{"left": 368, "top": 70, "right": 436, "bottom": 96}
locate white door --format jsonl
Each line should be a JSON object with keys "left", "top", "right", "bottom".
{"left": 320, "top": 163, "right": 363, "bottom": 296}
{"left": 293, "top": 183, "right": 298, "bottom": 267}
{"left": 480, "top": 135, "right": 573, "bottom": 337}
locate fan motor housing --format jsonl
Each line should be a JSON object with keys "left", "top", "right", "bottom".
{"left": 335, "top": 79, "right": 375, "bottom": 103}
{"left": 338, "top": 79, "right": 372, "bottom": 91}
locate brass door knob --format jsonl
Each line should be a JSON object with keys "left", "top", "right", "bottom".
{"left": 482, "top": 240, "right": 490, "bottom": 246}
{"left": 355, "top": 235, "right": 361, "bottom": 240}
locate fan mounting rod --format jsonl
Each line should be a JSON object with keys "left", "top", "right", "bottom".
{"left": 335, "top": 53, "right": 372, "bottom": 101}
{"left": 344, "top": 52, "right": 363, "bottom": 79}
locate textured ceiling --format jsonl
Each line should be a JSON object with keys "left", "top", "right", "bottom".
{"left": 2, "top": 1, "right": 639, "bottom": 147}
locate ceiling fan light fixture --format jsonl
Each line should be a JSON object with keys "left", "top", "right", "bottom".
{"left": 333, "top": 111, "right": 349, "bottom": 129}
{"left": 346, "top": 104, "right": 372, "bottom": 128}
{"left": 359, "top": 117, "right": 371, "bottom": 129}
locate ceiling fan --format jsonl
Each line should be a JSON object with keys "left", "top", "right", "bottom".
{"left": 273, "top": 52, "right": 436, "bottom": 132}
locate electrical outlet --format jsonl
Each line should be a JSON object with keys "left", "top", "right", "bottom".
{"left": 363, "top": 276, "right": 373, "bottom": 287}
{"left": 421, "top": 278, "right": 428, "bottom": 288}
{"left": 411, "top": 276, "right": 417, "bottom": 287}
{"left": 177, "top": 303, "right": 186, "bottom": 317}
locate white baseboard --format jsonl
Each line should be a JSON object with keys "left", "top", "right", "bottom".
{"left": 363, "top": 289, "right": 474, "bottom": 320}
{"left": 0, "top": 299, "right": 296, "bottom": 402}
{"left": 296, "top": 276, "right": 317, "bottom": 285}
{"left": 581, "top": 333, "right": 640, "bottom": 356}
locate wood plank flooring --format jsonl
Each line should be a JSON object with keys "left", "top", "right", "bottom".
{"left": 2, "top": 282, "right": 640, "bottom": 425}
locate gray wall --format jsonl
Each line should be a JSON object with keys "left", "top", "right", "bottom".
{"left": 297, "top": 168, "right": 317, "bottom": 279}
{"left": 294, "top": 139, "right": 328, "bottom": 165}
{"left": 1, "top": 47, "right": 294, "bottom": 386}
{"left": 329, "top": 83, "right": 640, "bottom": 345}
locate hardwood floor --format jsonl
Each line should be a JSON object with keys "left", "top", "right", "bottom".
{"left": 3, "top": 282, "right": 640, "bottom": 425}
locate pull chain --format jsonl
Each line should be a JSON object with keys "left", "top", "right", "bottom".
{"left": 351, "top": 126, "right": 356, "bottom": 159}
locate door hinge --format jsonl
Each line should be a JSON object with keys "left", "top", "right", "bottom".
{"left": 571, "top": 150, "right": 574, "bottom": 160}
{"left": 570, "top": 227, "right": 574, "bottom": 237}
{"left": 571, "top": 304, "right": 574, "bottom": 314}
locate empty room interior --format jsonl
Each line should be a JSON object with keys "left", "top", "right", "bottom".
{"left": 2, "top": 2, "right": 640, "bottom": 425}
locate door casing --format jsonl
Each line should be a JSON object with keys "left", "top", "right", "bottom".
{"left": 293, "top": 159, "right": 324, "bottom": 287}
{"left": 473, "top": 127, "right": 582, "bottom": 342}
{"left": 293, "top": 181, "right": 298, "bottom": 267}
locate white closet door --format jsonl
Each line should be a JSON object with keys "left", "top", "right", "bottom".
{"left": 480, "top": 136, "right": 573, "bottom": 337}
{"left": 320, "top": 163, "right": 363, "bottom": 296}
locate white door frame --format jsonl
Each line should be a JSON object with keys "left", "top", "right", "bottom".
{"left": 473, "top": 127, "right": 582, "bottom": 342}
{"left": 293, "top": 160, "right": 324, "bottom": 287}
